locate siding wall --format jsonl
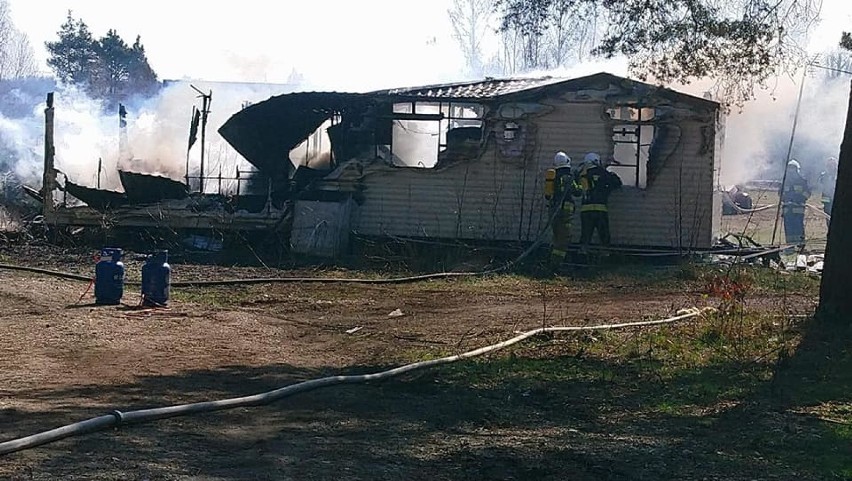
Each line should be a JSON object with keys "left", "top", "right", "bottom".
{"left": 351, "top": 97, "right": 719, "bottom": 249}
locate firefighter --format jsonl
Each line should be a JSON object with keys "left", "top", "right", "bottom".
{"left": 578, "top": 152, "right": 622, "bottom": 251}
{"left": 781, "top": 159, "right": 811, "bottom": 246}
{"left": 544, "top": 151, "right": 579, "bottom": 269}
{"left": 818, "top": 157, "right": 838, "bottom": 227}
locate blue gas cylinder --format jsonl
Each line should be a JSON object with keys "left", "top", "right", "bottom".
{"left": 141, "top": 250, "right": 171, "bottom": 307}
{"left": 94, "top": 247, "right": 125, "bottom": 305}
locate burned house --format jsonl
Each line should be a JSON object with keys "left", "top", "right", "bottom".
{"left": 37, "top": 85, "right": 286, "bottom": 231}
{"left": 37, "top": 72, "right": 722, "bottom": 257}
{"left": 220, "top": 72, "right": 723, "bottom": 256}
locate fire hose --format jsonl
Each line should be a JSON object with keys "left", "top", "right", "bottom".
{"left": 0, "top": 306, "right": 715, "bottom": 456}
{"left": 0, "top": 263, "right": 488, "bottom": 287}
{"left": 0, "top": 240, "right": 541, "bottom": 287}
{"left": 729, "top": 202, "right": 777, "bottom": 214}
{"left": 805, "top": 203, "right": 831, "bottom": 220}
{"left": 0, "top": 181, "right": 573, "bottom": 288}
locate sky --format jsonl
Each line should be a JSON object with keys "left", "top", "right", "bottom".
{"left": 7, "top": 0, "right": 469, "bottom": 91}
{"left": 7, "top": 0, "right": 851, "bottom": 90}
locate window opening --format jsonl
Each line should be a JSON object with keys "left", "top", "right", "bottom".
{"left": 390, "top": 101, "right": 484, "bottom": 168}
{"left": 606, "top": 106, "right": 655, "bottom": 189}
{"left": 503, "top": 121, "right": 519, "bottom": 141}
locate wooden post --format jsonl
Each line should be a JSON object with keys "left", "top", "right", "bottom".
{"left": 42, "top": 93, "right": 56, "bottom": 219}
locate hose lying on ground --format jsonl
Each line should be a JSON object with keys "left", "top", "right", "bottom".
{"left": 0, "top": 306, "right": 715, "bottom": 456}
{"left": 805, "top": 203, "right": 831, "bottom": 220}
{"left": 0, "top": 246, "right": 537, "bottom": 287}
{"left": 0, "top": 262, "right": 485, "bottom": 286}
{"left": 0, "top": 264, "right": 92, "bottom": 282}
{"left": 729, "top": 202, "right": 777, "bottom": 214}
{"left": 0, "top": 186, "right": 569, "bottom": 287}
{"left": 0, "top": 243, "right": 789, "bottom": 287}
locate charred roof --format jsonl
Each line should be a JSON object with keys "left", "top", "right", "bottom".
{"left": 218, "top": 72, "right": 719, "bottom": 179}
{"left": 370, "top": 72, "right": 719, "bottom": 108}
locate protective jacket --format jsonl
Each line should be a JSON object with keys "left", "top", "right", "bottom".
{"left": 781, "top": 170, "right": 810, "bottom": 215}
{"left": 578, "top": 165, "right": 622, "bottom": 212}
{"left": 550, "top": 166, "right": 580, "bottom": 211}
{"left": 818, "top": 168, "right": 837, "bottom": 203}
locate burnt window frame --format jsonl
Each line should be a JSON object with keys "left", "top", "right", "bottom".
{"left": 607, "top": 105, "right": 656, "bottom": 189}
{"left": 389, "top": 100, "right": 486, "bottom": 168}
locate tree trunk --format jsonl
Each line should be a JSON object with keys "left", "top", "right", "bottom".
{"left": 817, "top": 80, "right": 852, "bottom": 320}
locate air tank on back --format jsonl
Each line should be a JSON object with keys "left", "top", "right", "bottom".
{"left": 94, "top": 247, "right": 125, "bottom": 305}
{"left": 141, "top": 250, "right": 171, "bottom": 307}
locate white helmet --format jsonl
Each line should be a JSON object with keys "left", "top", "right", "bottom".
{"left": 787, "top": 159, "right": 800, "bottom": 170}
{"left": 553, "top": 151, "right": 570, "bottom": 168}
{"left": 584, "top": 152, "right": 601, "bottom": 167}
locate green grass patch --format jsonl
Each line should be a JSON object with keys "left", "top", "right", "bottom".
{"left": 747, "top": 419, "right": 852, "bottom": 479}
{"left": 396, "top": 347, "right": 453, "bottom": 364}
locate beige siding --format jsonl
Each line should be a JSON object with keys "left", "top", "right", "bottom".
{"left": 352, "top": 99, "right": 719, "bottom": 249}
{"left": 607, "top": 120, "right": 717, "bottom": 248}
{"left": 354, "top": 148, "right": 536, "bottom": 241}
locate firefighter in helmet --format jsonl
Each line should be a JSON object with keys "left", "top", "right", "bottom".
{"left": 578, "top": 152, "right": 622, "bottom": 252}
{"left": 781, "top": 159, "right": 811, "bottom": 246}
{"left": 544, "top": 151, "right": 580, "bottom": 269}
{"left": 818, "top": 157, "right": 838, "bottom": 228}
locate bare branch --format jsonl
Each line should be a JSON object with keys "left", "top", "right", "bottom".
{"left": 495, "top": 0, "right": 823, "bottom": 105}
{"left": 448, "top": 0, "right": 496, "bottom": 77}
{"left": 0, "top": 0, "right": 38, "bottom": 80}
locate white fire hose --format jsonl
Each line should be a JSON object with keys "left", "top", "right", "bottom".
{"left": 0, "top": 306, "right": 715, "bottom": 456}
{"left": 805, "top": 203, "right": 831, "bottom": 220}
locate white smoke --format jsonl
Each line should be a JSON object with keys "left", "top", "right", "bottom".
{"left": 720, "top": 72, "right": 849, "bottom": 186}
{"left": 0, "top": 78, "right": 301, "bottom": 195}
{"left": 118, "top": 80, "right": 304, "bottom": 193}
{"left": 0, "top": 82, "right": 118, "bottom": 189}
{"left": 621, "top": 68, "right": 848, "bottom": 189}
{"left": 501, "top": 57, "right": 630, "bottom": 80}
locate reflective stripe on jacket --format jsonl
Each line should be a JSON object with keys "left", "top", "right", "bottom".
{"left": 580, "top": 203, "right": 608, "bottom": 213}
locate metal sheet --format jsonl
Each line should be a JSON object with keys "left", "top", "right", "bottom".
{"left": 118, "top": 170, "right": 188, "bottom": 204}
{"left": 218, "top": 92, "right": 371, "bottom": 177}
{"left": 64, "top": 180, "right": 127, "bottom": 211}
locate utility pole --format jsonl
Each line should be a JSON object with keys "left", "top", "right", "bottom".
{"left": 191, "top": 85, "right": 212, "bottom": 193}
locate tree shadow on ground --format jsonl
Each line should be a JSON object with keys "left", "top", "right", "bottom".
{"left": 2, "top": 348, "right": 844, "bottom": 481}
{"left": 708, "top": 315, "right": 852, "bottom": 480}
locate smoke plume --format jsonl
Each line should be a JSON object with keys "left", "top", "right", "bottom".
{"left": 721, "top": 72, "right": 849, "bottom": 187}
{"left": 0, "top": 77, "right": 301, "bottom": 195}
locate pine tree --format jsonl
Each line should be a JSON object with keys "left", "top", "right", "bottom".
{"left": 45, "top": 11, "right": 159, "bottom": 104}
{"left": 45, "top": 12, "right": 98, "bottom": 86}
